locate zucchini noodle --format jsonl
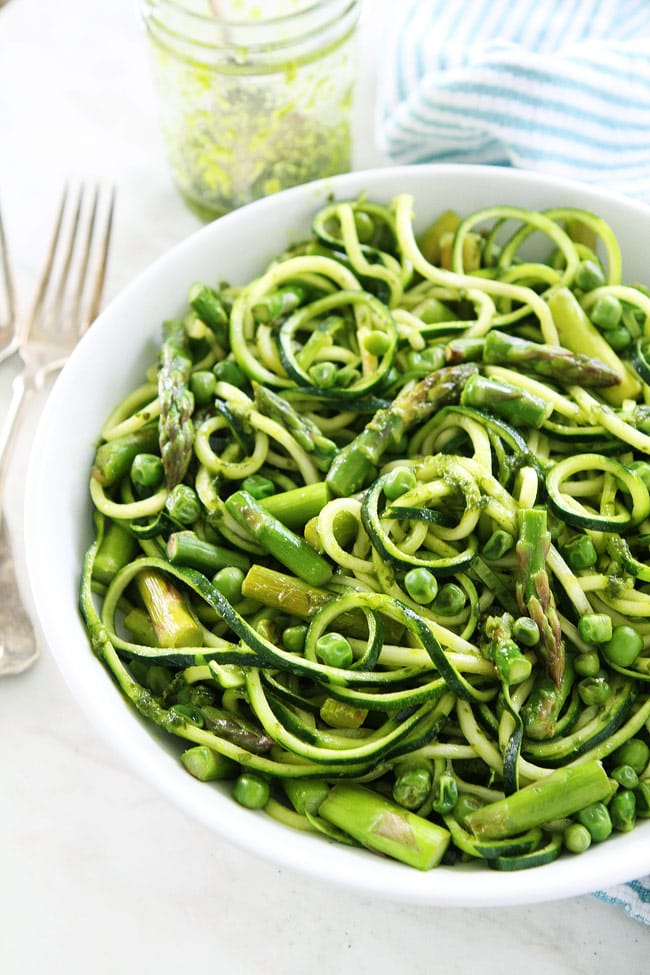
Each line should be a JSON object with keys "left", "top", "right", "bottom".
{"left": 81, "top": 193, "right": 650, "bottom": 875}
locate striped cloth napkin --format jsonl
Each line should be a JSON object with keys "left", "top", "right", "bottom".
{"left": 377, "top": 0, "right": 650, "bottom": 198}
{"left": 377, "top": 0, "right": 650, "bottom": 923}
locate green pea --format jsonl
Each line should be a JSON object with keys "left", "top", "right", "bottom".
{"left": 512, "top": 616, "right": 540, "bottom": 647}
{"left": 589, "top": 294, "right": 622, "bottom": 330}
{"left": 610, "top": 790, "right": 636, "bottom": 832}
{"left": 212, "top": 566, "right": 245, "bottom": 603}
{"left": 610, "top": 764, "right": 639, "bottom": 790}
{"left": 577, "top": 801, "right": 612, "bottom": 842}
{"left": 562, "top": 535, "right": 597, "bottom": 570}
{"left": 578, "top": 613, "right": 612, "bottom": 645}
{"left": 233, "top": 772, "right": 270, "bottom": 809}
{"left": 431, "top": 583, "right": 465, "bottom": 616}
{"left": 578, "top": 671, "right": 610, "bottom": 706}
{"left": 606, "top": 324, "right": 632, "bottom": 352}
{"left": 612, "top": 738, "right": 650, "bottom": 775}
{"left": 213, "top": 359, "right": 246, "bottom": 387}
{"left": 315, "top": 632, "right": 354, "bottom": 668}
{"left": 574, "top": 651, "right": 601, "bottom": 678}
{"left": 431, "top": 772, "right": 459, "bottom": 815}
{"left": 189, "top": 369, "right": 217, "bottom": 405}
{"left": 574, "top": 259, "right": 606, "bottom": 292}
{"left": 241, "top": 474, "right": 275, "bottom": 500}
{"left": 602, "top": 624, "right": 643, "bottom": 668}
{"left": 635, "top": 779, "right": 650, "bottom": 817}
{"left": 564, "top": 822, "right": 592, "bottom": 854}
{"left": 404, "top": 567, "right": 439, "bottom": 605}
{"left": 166, "top": 484, "right": 202, "bottom": 525}
{"left": 130, "top": 452, "right": 164, "bottom": 490}
{"left": 482, "top": 529, "right": 514, "bottom": 560}
{"left": 363, "top": 330, "right": 392, "bottom": 357}
{"left": 392, "top": 767, "right": 432, "bottom": 810}
{"left": 282, "top": 625, "right": 307, "bottom": 653}
{"left": 383, "top": 465, "right": 417, "bottom": 501}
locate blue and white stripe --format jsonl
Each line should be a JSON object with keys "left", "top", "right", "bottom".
{"left": 594, "top": 876, "right": 650, "bottom": 924}
{"left": 377, "top": 0, "right": 650, "bottom": 198}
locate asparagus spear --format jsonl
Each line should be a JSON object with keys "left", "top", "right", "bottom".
{"left": 91, "top": 425, "right": 160, "bottom": 487}
{"left": 92, "top": 519, "right": 138, "bottom": 584}
{"left": 181, "top": 745, "right": 238, "bottom": 781}
{"left": 464, "top": 760, "right": 611, "bottom": 839}
{"left": 326, "top": 363, "right": 477, "bottom": 498}
{"left": 260, "top": 481, "right": 331, "bottom": 530}
{"left": 460, "top": 372, "right": 550, "bottom": 428}
{"left": 241, "top": 563, "right": 334, "bottom": 618}
{"left": 515, "top": 508, "right": 565, "bottom": 687}
{"left": 481, "top": 613, "right": 533, "bottom": 685}
{"left": 158, "top": 318, "right": 195, "bottom": 489}
{"left": 200, "top": 705, "right": 274, "bottom": 754}
{"left": 240, "top": 564, "right": 404, "bottom": 641}
{"left": 225, "top": 490, "right": 333, "bottom": 586}
{"left": 135, "top": 568, "right": 203, "bottom": 648}
{"left": 547, "top": 288, "right": 640, "bottom": 405}
{"left": 483, "top": 330, "right": 621, "bottom": 387}
{"left": 318, "top": 782, "right": 451, "bottom": 869}
{"left": 444, "top": 337, "right": 485, "bottom": 364}
{"left": 167, "top": 531, "right": 251, "bottom": 574}
{"left": 252, "top": 382, "right": 338, "bottom": 472}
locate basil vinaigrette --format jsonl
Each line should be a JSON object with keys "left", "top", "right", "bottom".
{"left": 140, "top": 0, "right": 360, "bottom": 220}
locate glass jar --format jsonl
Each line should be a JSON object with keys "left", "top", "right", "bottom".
{"left": 140, "top": 0, "right": 361, "bottom": 221}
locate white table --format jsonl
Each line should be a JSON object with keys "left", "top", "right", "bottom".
{"left": 0, "top": 2, "right": 648, "bottom": 972}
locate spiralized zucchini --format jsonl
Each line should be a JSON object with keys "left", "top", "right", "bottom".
{"left": 82, "top": 194, "right": 650, "bottom": 873}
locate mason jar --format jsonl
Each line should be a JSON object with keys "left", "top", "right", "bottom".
{"left": 140, "top": 0, "right": 361, "bottom": 221}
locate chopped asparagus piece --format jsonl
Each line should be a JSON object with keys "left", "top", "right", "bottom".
{"left": 158, "top": 318, "right": 195, "bottom": 489}
{"left": 516, "top": 508, "right": 565, "bottom": 687}
{"left": 326, "top": 363, "right": 477, "bottom": 497}
{"left": 318, "top": 783, "right": 451, "bottom": 869}
{"left": 464, "top": 760, "right": 611, "bottom": 839}
{"left": 483, "top": 329, "right": 620, "bottom": 387}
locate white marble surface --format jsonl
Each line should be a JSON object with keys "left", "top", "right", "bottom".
{"left": 0, "top": 1, "right": 648, "bottom": 971}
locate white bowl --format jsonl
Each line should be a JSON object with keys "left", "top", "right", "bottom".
{"left": 25, "top": 164, "right": 650, "bottom": 907}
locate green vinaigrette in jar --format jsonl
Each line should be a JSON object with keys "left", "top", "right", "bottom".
{"left": 140, "top": 0, "right": 360, "bottom": 220}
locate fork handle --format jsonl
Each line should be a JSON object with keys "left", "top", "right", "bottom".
{"left": 0, "top": 371, "right": 32, "bottom": 513}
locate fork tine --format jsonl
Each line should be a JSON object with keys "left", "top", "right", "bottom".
{"left": 23, "top": 185, "right": 70, "bottom": 342}
{"left": 50, "top": 184, "right": 84, "bottom": 330}
{"left": 69, "top": 184, "right": 99, "bottom": 334}
{"left": 26, "top": 182, "right": 115, "bottom": 348}
{"left": 81, "top": 184, "right": 115, "bottom": 335}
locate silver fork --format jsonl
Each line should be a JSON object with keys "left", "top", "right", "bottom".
{"left": 0, "top": 183, "right": 115, "bottom": 676}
